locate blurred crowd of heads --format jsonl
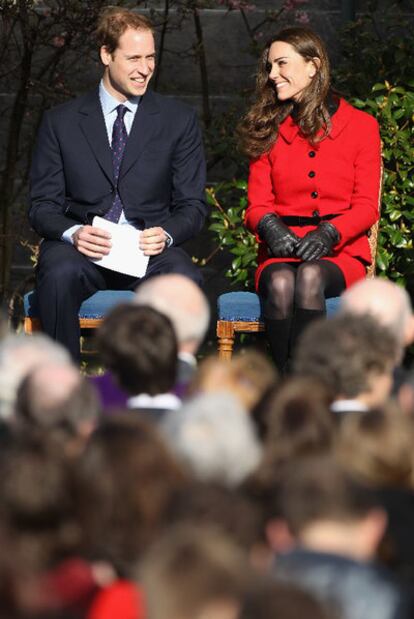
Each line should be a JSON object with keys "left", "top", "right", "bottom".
{"left": 0, "top": 274, "right": 414, "bottom": 618}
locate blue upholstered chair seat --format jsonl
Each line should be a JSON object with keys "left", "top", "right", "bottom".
{"left": 23, "top": 290, "right": 135, "bottom": 321}
{"left": 216, "top": 291, "right": 342, "bottom": 359}
{"left": 217, "top": 291, "right": 341, "bottom": 322}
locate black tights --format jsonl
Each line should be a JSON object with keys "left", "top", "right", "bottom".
{"left": 258, "top": 260, "right": 345, "bottom": 372}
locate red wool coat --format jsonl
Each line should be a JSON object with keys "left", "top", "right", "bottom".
{"left": 245, "top": 98, "right": 382, "bottom": 290}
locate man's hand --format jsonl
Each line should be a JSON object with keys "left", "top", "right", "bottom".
{"left": 72, "top": 225, "right": 112, "bottom": 258}
{"left": 139, "top": 227, "right": 168, "bottom": 256}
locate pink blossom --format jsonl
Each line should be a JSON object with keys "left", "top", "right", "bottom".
{"left": 217, "top": 0, "right": 255, "bottom": 9}
{"left": 295, "top": 10, "right": 310, "bottom": 24}
{"left": 51, "top": 35, "right": 65, "bottom": 48}
{"left": 284, "top": 0, "right": 309, "bottom": 10}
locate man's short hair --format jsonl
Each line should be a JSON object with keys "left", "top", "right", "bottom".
{"left": 96, "top": 6, "right": 153, "bottom": 54}
{"left": 293, "top": 314, "right": 399, "bottom": 399}
{"left": 139, "top": 524, "right": 251, "bottom": 619}
{"left": 278, "top": 454, "right": 381, "bottom": 536}
{"left": 96, "top": 304, "right": 178, "bottom": 396}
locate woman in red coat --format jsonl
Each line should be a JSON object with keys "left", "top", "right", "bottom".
{"left": 239, "top": 27, "right": 382, "bottom": 373}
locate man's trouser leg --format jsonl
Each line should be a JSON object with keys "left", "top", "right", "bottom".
{"left": 36, "top": 242, "right": 203, "bottom": 362}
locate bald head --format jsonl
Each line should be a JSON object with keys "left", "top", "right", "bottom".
{"left": 15, "top": 363, "right": 100, "bottom": 434}
{"left": 134, "top": 275, "right": 210, "bottom": 354}
{"left": 339, "top": 278, "right": 414, "bottom": 349}
{"left": 24, "top": 364, "right": 81, "bottom": 411}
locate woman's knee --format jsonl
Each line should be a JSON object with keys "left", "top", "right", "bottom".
{"left": 295, "top": 263, "right": 324, "bottom": 301}
{"left": 261, "top": 268, "right": 295, "bottom": 307}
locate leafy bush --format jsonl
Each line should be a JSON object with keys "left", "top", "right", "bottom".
{"left": 334, "top": 4, "right": 414, "bottom": 98}
{"left": 207, "top": 180, "right": 257, "bottom": 287}
{"left": 352, "top": 81, "right": 414, "bottom": 284}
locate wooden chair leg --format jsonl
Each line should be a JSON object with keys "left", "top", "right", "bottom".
{"left": 24, "top": 317, "right": 40, "bottom": 334}
{"left": 217, "top": 320, "right": 235, "bottom": 361}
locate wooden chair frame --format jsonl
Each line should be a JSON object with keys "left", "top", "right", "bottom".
{"left": 24, "top": 316, "right": 103, "bottom": 334}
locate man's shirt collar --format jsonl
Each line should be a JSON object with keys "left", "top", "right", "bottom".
{"left": 99, "top": 80, "right": 141, "bottom": 115}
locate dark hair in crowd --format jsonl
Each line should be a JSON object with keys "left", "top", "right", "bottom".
{"left": 76, "top": 416, "right": 187, "bottom": 576}
{"left": 293, "top": 314, "right": 399, "bottom": 399}
{"left": 278, "top": 454, "right": 381, "bottom": 536}
{"left": 96, "top": 304, "right": 178, "bottom": 396}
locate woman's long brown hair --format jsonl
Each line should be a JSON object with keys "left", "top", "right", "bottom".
{"left": 238, "top": 27, "right": 332, "bottom": 159}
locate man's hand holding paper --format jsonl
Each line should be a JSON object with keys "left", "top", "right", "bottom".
{"left": 90, "top": 216, "right": 149, "bottom": 278}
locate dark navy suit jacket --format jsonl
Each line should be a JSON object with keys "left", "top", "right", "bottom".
{"left": 29, "top": 88, "right": 207, "bottom": 244}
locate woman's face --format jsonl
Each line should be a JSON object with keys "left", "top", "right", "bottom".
{"left": 267, "top": 40, "right": 317, "bottom": 102}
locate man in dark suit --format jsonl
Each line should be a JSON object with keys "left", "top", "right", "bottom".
{"left": 29, "top": 7, "right": 207, "bottom": 361}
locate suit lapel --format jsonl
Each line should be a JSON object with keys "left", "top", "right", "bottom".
{"left": 78, "top": 89, "right": 114, "bottom": 183}
{"left": 119, "top": 89, "right": 160, "bottom": 179}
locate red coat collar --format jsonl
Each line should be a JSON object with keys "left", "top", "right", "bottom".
{"left": 278, "top": 98, "right": 353, "bottom": 144}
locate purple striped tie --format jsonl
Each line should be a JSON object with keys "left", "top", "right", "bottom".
{"left": 104, "top": 104, "right": 128, "bottom": 223}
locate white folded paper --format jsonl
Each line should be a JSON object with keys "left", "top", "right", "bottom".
{"left": 90, "top": 216, "right": 149, "bottom": 278}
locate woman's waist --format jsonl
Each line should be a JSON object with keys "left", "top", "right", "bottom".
{"left": 279, "top": 213, "right": 338, "bottom": 227}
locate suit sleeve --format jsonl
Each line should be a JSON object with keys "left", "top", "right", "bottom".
{"left": 244, "top": 152, "right": 277, "bottom": 239}
{"left": 331, "top": 115, "right": 382, "bottom": 250}
{"left": 29, "top": 111, "right": 80, "bottom": 240}
{"left": 161, "top": 109, "right": 208, "bottom": 245}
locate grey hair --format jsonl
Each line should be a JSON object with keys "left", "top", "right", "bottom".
{"left": 0, "top": 333, "right": 72, "bottom": 419}
{"left": 339, "top": 278, "right": 413, "bottom": 346}
{"left": 161, "top": 392, "right": 262, "bottom": 486}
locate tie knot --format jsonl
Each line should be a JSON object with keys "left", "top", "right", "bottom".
{"left": 116, "top": 104, "right": 128, "bottom": 120}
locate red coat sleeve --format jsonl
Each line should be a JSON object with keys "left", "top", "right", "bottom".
{"left": 245, "top": 152, "right": 278, "bottom": 238}
{"left": 330, "top": 113, "right": 382, "bottom": 251}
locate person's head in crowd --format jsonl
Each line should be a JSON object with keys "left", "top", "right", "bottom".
{"left": 167, "top": 481, "right": 270, "bottom": 571}
{"left": 14, "top": 364, "right": 100, "bottom": 451}
{"left": 96, "top": 304, "right": 178, "bottom": 397}
{"left": 254, "top": 377, "right": 334, "bottom": 489}
{"left": 77, "top": 416, "right": 188, "bottom": 576}
{"left": 134, "top": 274, "right": 210, "bottom": 356}
{"left": 161, "top": 392, "right": 262, "bottom": 486}
{"left": 339, "top": 277, "right": 414, "bottom": 360}
{"left": 252, "top": 375, "right": 334, "bottom": 443}
{"left": 293, "top": 314, "right": 400, "bottom": 410}
{"left": 0, "top": 333, "right": 72, "bottom": 421}
{"left": 139, "top": 524, "right": 251, "bottom": 619}
{"left": 188, "top": 350, "right": 277, "bottom": 412}
{"left": 0, "top": 435, "right": 81, "bottom": 573}
{"left": 336, "top": 406, "right": 414, "bottom": 491}
{"left": 239, "top": 578, "right": 334, "bottom": 619}
{"left": 277, "top": 454, "right": 387, "bottom": 561}
{"left": 244, "top": 379, "right": 334, "bottom": 559}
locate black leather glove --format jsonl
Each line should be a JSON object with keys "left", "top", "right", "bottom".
{"left": 257, "top": 213, "right": 300, "bottom": 258}
{"left": 296, "top": 221, "right": 340, "bottom": 261}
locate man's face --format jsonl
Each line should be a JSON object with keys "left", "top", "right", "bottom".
{"left": 100, "top": 27, "right": 155, "bottom": 101}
